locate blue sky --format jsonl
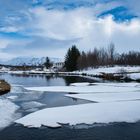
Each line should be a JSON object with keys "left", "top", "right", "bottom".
{"left": 0, "top": 0, "right": 140, "bottom": 60}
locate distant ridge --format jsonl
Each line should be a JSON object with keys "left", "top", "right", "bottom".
{"left": 0, "top": 57, "right": 63, "bottom": 66}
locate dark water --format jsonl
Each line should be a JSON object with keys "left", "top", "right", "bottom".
{"left": 0, "top": 73, "right": 140, "bottom": 140}
{"left": 1, "top": 122, "right": 140, "bottom": 140}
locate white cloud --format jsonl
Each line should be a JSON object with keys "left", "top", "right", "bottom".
{"left": 1, "top": 4, "right": 140, "bottom": 60}
{"left": 26, "top": 7, "right": 140, "bottom": 53}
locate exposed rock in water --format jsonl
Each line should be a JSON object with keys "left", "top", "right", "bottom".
{"left": 0, "top": 80, "right": 11, "bottom": 95}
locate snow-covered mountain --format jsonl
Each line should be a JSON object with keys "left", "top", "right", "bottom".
{"left": 0, "top": 57, "right": 63, "bottom": 66}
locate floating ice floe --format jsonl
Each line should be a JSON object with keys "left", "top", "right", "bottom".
{"left": 15, "top": 101, "right": 140, "bottom": 128}
{"left": 65, "top": 92, "right": 140, "bottom": 103}
{"left": 0, "top": 99, "right": 19, "bottom": 129}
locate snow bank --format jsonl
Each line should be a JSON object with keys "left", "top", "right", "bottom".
{"left": 0, "top": 99, "right": 19, "bottom": 129}
{"left": 15, "top": 101, "right": 140, "bottom": 128}
{"left": 66, "top": 92, "right": 140, "bottom": 103}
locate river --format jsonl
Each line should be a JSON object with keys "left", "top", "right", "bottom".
{"left": 0, "top": 73, "right": 139, "bottom": 140}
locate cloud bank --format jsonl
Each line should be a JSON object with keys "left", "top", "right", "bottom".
{"left": 0, "top": 0, "right": 140, "bottom": 60}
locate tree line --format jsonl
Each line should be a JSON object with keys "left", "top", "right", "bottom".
{"left": 64, "top": 44, "right": 140, "bottom": 71}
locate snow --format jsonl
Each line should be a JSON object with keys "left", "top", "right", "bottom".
{"left": 75, "top": 66, "right": 140, "bottom": 75}
{"left": 70, "top": 82, "right": 139, "bottom": 87}
{"left": 65, "top": 92, "right": 140, "bottom": 103}
{"left": 70, "top": 82, "right": 92, "bottom": 86}
{"left": 0, "top": 99, "right": 19, "bottom": 129}
{"left": 16, "top": 82, "right": 140, "bottom": 128}
{"left": 25, "top": 83, "right": 139, "bottom": 93}
{"left": 128, "top": 73, "right": 140, "bottom": 80}
{"left": 15, "top": 101, "right": 140, "bottom": 128}
{"left": 0, "top": 57, "right": 63, "bottom": 66}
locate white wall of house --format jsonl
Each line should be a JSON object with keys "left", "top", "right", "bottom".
{"left": 52, "top": 62, "right": 64, "bottom": 70}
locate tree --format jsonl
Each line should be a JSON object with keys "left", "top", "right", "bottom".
{"left": 107, "top": 43, "right": 116, "bottom": 65}
{"left": 44, "top": 57, "right": 52, "bottom": 69}
{"left": 65, "top": 45, "right": 80, "bottom": 71}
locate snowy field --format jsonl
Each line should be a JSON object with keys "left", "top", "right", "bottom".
{"left": 15, "top": 82, "right": 140, "bottom": 128}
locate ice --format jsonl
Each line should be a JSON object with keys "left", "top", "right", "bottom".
{"left": 26, "top": 108, "right": 40, "bottom": 113}
{"left": 0, "top": 99, "right": 19, "bottom": 129}
{"left": 25, "top": 83, "right": 139, "bottom": 93}
{"left": 70, "top": 82, "right": 139, "bottom": 87}
{"left": 7, "top": 96, "right": 18, "bottom": 100}
{"left": 21, "top": 101, "right": 46, "bottom": 110}
{"left": 15, "top": 101, "right": 140, "bottom": 128}
{"left": 70, "top": 82, "right": 92, "bottom": 86}
{"left": 65, "top": 92, "right": 140, "bottom": 103}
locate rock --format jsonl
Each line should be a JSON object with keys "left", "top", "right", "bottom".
{"left": 0, "top": 80, "right": 11, "bottom": 95}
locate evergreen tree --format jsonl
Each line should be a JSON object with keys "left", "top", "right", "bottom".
{"left": 44, "top": 57, "right": 52, "bottom": 69}
{"left": 65, "top": 45, "right": 80, "bottom": 71}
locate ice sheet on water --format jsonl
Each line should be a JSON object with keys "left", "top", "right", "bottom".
{"left": 15, "top": 101, "right": 140, "bottom": 128}
{"left": 70, "top": 82, "right": 139, "bottom": 87}
{"left": 0, "top": 99, "right": 20, "bottom": 129}
{"left": 21, "top": 101, "right": 46, "bottom": 110}
{"left": 65, "top": 92, "right": 140, "bottom": 103}
{"left": 25, "top": 82, "right": 139, "bottom": 93}
{"left": 7, "top": 96, "right": 18, "bottom": 100}
{"left": 70, "top": 82, "right": 92, "bottom": 86}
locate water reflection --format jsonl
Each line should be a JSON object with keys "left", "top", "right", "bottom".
{"left": 0, "top": 73, "right": 98, "bottom": 87}
{"left": 0, "top": 73, "right": 92, "bottom": 115}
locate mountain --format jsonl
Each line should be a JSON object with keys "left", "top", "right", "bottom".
{"left": 0, "top": 57, "right": 63, "bottom": 66}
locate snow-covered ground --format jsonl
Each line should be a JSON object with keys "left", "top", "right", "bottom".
{"left": 128, "top": 73, "right": 140, "bottom": 80}
{"left": 75, "top": 66, "right": 140, "bottom": 75}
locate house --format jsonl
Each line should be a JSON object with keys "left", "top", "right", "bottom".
{"left": 52, "top": 62, "right": 64, "bottom": 71}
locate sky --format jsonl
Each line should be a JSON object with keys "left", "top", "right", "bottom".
{"left": 0, "top": 0, "right": 140, "bottom": 60}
